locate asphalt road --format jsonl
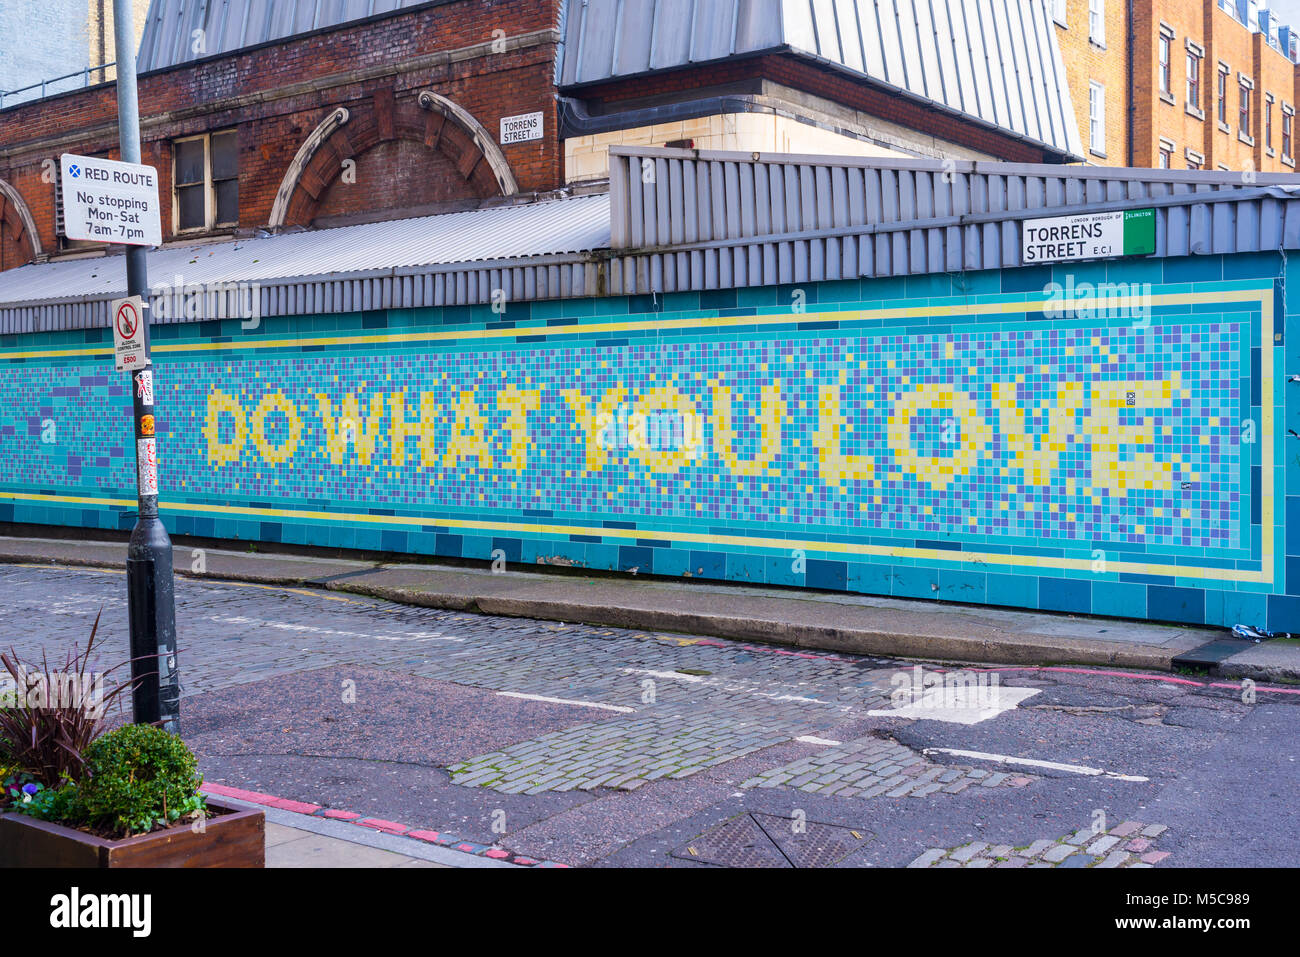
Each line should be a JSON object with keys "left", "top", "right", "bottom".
{"left": 2, "top": 561, "right": 1297, "bottom": 868}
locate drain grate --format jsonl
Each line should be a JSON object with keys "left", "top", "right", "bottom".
{"left": 754, "top": 813, "right": 870, "bottom": 868}
{"left": 672, "top": 813, "right": 871, "bottom": 868}
{"left": 673, "top": 815, "right": 791, "bottom": 867}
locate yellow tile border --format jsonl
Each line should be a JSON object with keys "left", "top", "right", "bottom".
{"left": 0, "top": 288, "right": 1269, "bottom": 361}
{"left": 0, "top": 287, "right": 1277, "bottom": 584}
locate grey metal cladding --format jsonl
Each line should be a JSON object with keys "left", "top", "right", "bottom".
{"left": 136, "top": 0, "right": 431, "bottom": 72}
{"left": 557, "top": 0, "right": 1083, "bottom": 158}
{"left": 603, "top": 145, "right": 1300, "bottom": 293}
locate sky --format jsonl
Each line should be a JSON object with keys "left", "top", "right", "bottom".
{"left": 1266, "top": 0, "right": 1300, "bottom": 25}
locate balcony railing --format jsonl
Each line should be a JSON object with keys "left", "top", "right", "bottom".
{"left": 0, "top": 62, "right": 116, "bottom": 110}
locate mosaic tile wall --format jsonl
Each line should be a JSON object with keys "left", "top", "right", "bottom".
{"left": 0, "top": 253, "right": 1292, "bottom": 631}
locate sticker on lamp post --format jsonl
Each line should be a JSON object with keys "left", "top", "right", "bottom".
{"left": 137, "top": 437, "right": 158, "bottom": 496}
{"left": 111, "top": 296, "right": 149, "bottom": 371}
{"left": 135, "top": 369, "right": 154, "bottom": 405}
{"left": 59, "top": 153, "right": 162, "bottom": 246}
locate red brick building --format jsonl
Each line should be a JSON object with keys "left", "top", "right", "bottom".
{"left": 1055, "top": 0, "right": 1300, "bottom": 172}
{"left": 0, "top": 0, "right": 1085, "bottom": 274}
{"left": 0, "top": 0, "right": 566, "bottom": 272}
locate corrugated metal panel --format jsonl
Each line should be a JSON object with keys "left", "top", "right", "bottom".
{"left": 137, "top": 0, "right": 434, "bottom": 72}
{"left": 0, "top": 196, "right": 610, "bottom": 331}
{"left": 559, "top": 0, "right": 1084, "bottom": 159}
{"left": 605, "top": 146, "right": 1300, "bottom": 293}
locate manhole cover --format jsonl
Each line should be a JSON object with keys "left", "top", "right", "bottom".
{"left": 754, "top": 813, "right": 870, "bottom": 868}
{"left": 672, "top": 815, "right": 790, "bottom": 868}
{"left": 671, "top": 814, "right": 871, "bottom": 867}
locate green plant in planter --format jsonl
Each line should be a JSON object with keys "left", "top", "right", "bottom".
{"left": 2, "top": 773, "right": 79, "bottom": 821}
{"left": 0, "top": 613, "right": 208, "bottom": 839}
{"left": 77, "top": 724, "right": 207, "bottom": 837}
{"left": 0, "top": 611, "right": 140, "bottom": 789}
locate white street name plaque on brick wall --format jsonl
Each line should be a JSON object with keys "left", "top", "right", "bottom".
{"left": 500, "top": 111, "right": 543, "bottom": 144}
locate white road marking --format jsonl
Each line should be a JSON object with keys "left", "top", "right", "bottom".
{"left": 923, "top": 747, "right": 1150, "bottom": 782}
{"left": 496, "top": 691, "right": 635, "bottom": 713}
{"left": 866, "top": 687, "right": 1040, "bottom": 725}
{"left": 794, "top": 735, "right": 843, "bottom": 747}
{"left": 208, "top": 614, "right": 461, "bottom": 642}
{"left": 622, "top": 667, "right": 706, "bottom": 683}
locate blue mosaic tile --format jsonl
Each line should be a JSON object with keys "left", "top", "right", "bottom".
{"left": 0, "top": 265, "right": 1285, "bottom": 629}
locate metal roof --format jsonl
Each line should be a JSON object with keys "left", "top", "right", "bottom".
{"left": 558, "top": 0, "right": 1084, "bottom": 160}
{"left": 136, "top": 0, "right": 436, "bottom": 72}
{"left": 604, "top": 146, "right": 1300, "bottom": 292}
{"left": 0, "top": 194, "right": 610, "bottom": 332}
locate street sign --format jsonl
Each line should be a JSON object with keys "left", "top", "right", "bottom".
{"left": 110, "top": 295, "right": 149, "bottom": 371}
{"left": 59, "top": 153, "right": 162, "bottom": 246}
{"left": 1022, "top": 208, "right": 1156, "bottom": 265}
{"left": 500, "top": 111, "right": 543, "bottom": 144}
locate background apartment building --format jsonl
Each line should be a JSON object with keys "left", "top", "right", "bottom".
{"left": 0, "top": 0, "right": 150, "bottom": 107}
{"left": 1055, "top": 0, "right": 1300, "bottom": 171}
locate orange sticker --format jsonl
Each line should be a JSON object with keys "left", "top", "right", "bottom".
{"left": 140, "top": 414, "right": 155, "bottom": 437}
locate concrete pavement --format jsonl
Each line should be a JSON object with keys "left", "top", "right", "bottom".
{"left": 0, "top": 532, "right": 1290, "bottom": 678}
{"left": 264, "top": 820, "right": 445, "bottom": 868}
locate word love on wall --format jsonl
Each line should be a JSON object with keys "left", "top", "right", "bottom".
{"left": 177, "top": 319, "right": 1239, "bottom": 552}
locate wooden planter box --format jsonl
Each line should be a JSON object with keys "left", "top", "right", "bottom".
{"left": 0, "top": 799, "right": 264, "bottom": 868}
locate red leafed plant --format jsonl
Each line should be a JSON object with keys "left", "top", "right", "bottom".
{"left": 0, "top": 611, "right": 141, "bottom": 790}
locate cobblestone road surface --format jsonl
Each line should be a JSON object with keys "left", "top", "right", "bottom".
{"left": 3, "top": 562, "right": 1297, "bottom": 867}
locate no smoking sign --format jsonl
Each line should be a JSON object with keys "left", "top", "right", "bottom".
{"left": 110, "top": 295, "right": 149, "bottom": 371}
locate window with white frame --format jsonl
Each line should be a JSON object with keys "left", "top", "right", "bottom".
{"left": 173, "top": 130, "right": 238, "bottom": 233}
{"left": 1266, "top": 94, "right": 1275, "bottom": 150}
{"left": 1159, "top": 32, "right": 1172, "bottom": 96}
{"left": 1089, "top": 82, "right": 1106, "bottom": 154}
{"left": 1240, "top": 76, "right": 1253, "bottom": 137}
{"left": 1089, "top": 0, "right": 1105, "bottom": 44}
{"left": 1052, "top": 0, "right": 1067, "bottom": 26}
{"left": 1158, "top": 139, "right": 1175, "bottom": 168}
{"left": 1284, "top": 104, "right": 1295, "bottom": 161}
{"left": 1217, "top": 63, "right": 1230, "bottom": 126}
{"left": 1186, "top": 45, "right": 1203, "bottom": 113}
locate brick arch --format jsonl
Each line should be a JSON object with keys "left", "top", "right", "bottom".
{"left": 281, "top": 92, "right": 518, "bottom": 228}
{"left": 0, "top": 177, "right": 42, "bottom": 267}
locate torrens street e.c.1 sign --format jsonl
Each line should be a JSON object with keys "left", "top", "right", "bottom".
{"left": 499, "top": 111, "right": 543, "bottom": 144}
{"left": 1022, "top": 208, "right": 1156, "bottom": 265}
{"left": 59, "top": 153, "right": 162, "bottom": 247}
